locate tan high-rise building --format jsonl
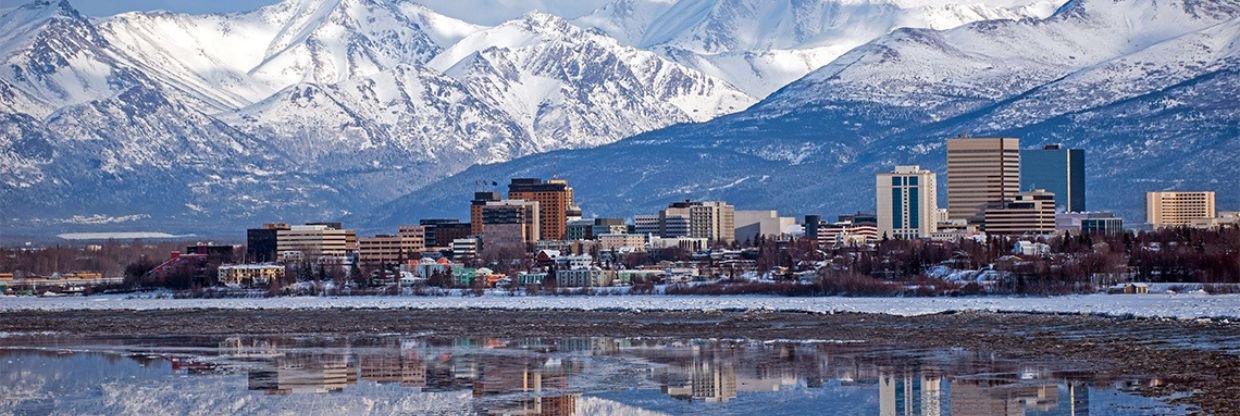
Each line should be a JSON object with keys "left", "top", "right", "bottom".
{"left": 659, "top": 201, "right": 735, "bottom": 244}
{"left": 508, "top": 178, "right": 574, "bottom": 241}
{"left": 1147, "top": 191, "right": 1215, "bottom": 227}
{"left": 947, "top": 137, "right": 1020, "bottom": 223}
{"left": 983, "top": 190, "right": 1057, "bottom": 236}
{"left": 876, "top": 165, "right": 939, "bottom": 239}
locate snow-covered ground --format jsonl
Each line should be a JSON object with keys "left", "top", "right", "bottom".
{"left": 2, "top": 294, "right": 1238, "bottom": 320}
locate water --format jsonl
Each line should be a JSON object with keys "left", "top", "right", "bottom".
{"left": 0, "top": 335, "right": 1188, "bottom": 415}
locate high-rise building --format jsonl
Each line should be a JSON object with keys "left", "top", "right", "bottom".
{"left": 508, "top": 178, "right": 575, "bottom": 241}
{"left": 1020, "top": 144, "right": 1085, "bottom": 212}
{"left": 480, "top": 199, "right": 541, "bottom": 243}
{"left": 470, "top": 192, "right": 502, "bottom": 235}
{"left": 276, "top": 224, "right": 358, "bottom": 260}
{"left": 803, "top": 215, "right": 822, "bottom": 242}
{"left": 1147, "top": 191, "right": 1216, "bottom": 227}
{"left": 246, "top": 223, "right": 289, "bottom": 263}
{"left": 983, "top": 190, "right": 1057, "bottom": 235}
{"left": 648, "top": 201, "right": 735, "bottom": 244}
{"left": 876, "top": 165, "right": 938, "bottom": 239}
{"left": 947, "top": 137, "right": 1020, "bottom": 223}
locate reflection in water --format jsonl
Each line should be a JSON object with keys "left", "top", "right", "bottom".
{"left": 0, "top": 335, "right": 1185, "bottom": 415}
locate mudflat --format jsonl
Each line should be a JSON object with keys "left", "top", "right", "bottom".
{"left": 2, "top": 309, "right": 1239, "bottom": 414}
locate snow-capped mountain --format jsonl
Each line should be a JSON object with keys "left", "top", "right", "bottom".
{"left": 430, "top": 12, "right": 753, "bottom": 149}
{"left": 576, "top": 0, "right": 1065, "bottom": 97}
{"left": 0, "top": 0, "right": 755, "bottom": 234}
{"left": 368, "top": 0, "right": 1240, "bottom": 227}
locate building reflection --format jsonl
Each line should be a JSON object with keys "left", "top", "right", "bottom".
{"left": 68, "top": 335, "right": 1125, "bottom": 415}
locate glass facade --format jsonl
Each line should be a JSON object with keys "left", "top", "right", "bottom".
{"left": 1020, "top": 146, "right": 1085, "bottom": 212}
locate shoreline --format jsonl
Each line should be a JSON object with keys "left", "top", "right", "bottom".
{"left": 3, "top": 293, "right": 1240, "bottom": 321}
{"left": 2, "top": 308, "right": 1240, "bottom": 414}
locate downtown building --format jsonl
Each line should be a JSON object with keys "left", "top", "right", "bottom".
{"left": 640, "top": 201, "right": 736, "bottom": 244}
{"left": 983, "top": 190, "right": 1057, "bottom": 236}
{"left": 358, "top": 227, "right": 426, "bottom": 265}
{"left": 276, "top": 224, "right": 358, "bottom": 260}
{"left": 947, "top": 137, "right": 1020, "bottom": 223}
{"left": 1020, "top": 144, "right": 1085, "bottom": 212}
{"left": 479, "top": 199, "right": 541, "bottom": 252}
{"left": 246, "top": 223, "right": 289, "bottom": 263}
{"left": 1147, "top": 191, "right": 1216, "bottom": 228}
{"left": 733, "top": 210, "right": 796, "bottom": 243}
{"left": 876, "top": 165, "right": 939, "bottom": 239}
{"left": 508, "top": 178, "right": 578, "bottom": 241}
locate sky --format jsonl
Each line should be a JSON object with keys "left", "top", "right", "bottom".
{"left": 0, "top": 0, "right": 278, "bottom": 15}
{"left": 0, "top": 0, "right": 616, "bottom": 22}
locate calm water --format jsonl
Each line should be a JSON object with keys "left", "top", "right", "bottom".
{"left": 0, "top": 335, "right": 1188, "bottom": 415}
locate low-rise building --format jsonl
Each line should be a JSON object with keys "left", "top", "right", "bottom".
{"left": 598, "top": 233, "right": 647, "bottom": 253}
{"left": 983, "top": 190, "right": 1057, "bottom": 236}
{"left": 557, "top": 267, "right": 616, "bottom": 288}
{"left": 218, "top": 264, "right": 284, "bottom": 287}
{"left": 358, "top": 234, "right": 424, "bottom": 265}
{"left": 648, "top": 236, "right": 710, "bottom": 252}
{"left": 451, "top": 238, "right": 480, "bottom": 262}
{"left": 734, "top": 210, "right": 797, "bottom": 243}
{"left": 1189, "top": 212, "right": 1240, "bottom": 230}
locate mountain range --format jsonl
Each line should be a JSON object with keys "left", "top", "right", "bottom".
{"left": 0, "top": 0, "right": 1235, "bottom": 237}
{"left": 368, "top": 0, "right": 1240, "bottom": 228}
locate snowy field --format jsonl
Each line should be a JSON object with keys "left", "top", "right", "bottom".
{"left": 2, "top": 294, "right": 1239, "bottom": 320}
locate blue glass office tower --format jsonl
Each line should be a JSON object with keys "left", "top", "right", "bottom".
{"left": 1020, "top": 145, "right": 1085, "bottom": 212}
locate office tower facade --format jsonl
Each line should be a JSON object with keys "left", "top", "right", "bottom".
{"left": 803, "top": 215, "right": 822, "bottom": 241}
{"left": 247, "top": 223, "right": 289, "bottom": 263}
{"left": 358, "top": 233, "right": 424, "bottom": 265}
{"left": 947, "top": 137, "right": 1020, "bottom": 223}
{"left": 1020, "top": 144, "right": 1085, "bottom": 212}
{"left": 876, "top": 165, "right": 939, "bottom": 239}
{"left": 276, "top": 224, "right": 358, "bottom": 259}
{"left": 983, "top": 190, "right": 1057, "bottom": 235}
{"left": 661, "top": 201, "right": 735, "bottom": 244}
{"left": 470, "top": 192, "right": 502, "bottom": 235}
{"left": 1147, "top": 191, "right": 1216, "bottom": 227}
{"left": 419, "top": 219, "right": 471, "bottom": 249}
{"left": 480, "top": 199, "right": 541, "bottom": 243}
{"left": 508, "top": 178, "right": 575, "bottom": 241}
{"left": 1081, "top": 217, "right": 1124, "bottom": 235}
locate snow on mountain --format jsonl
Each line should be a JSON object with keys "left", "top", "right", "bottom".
{"left": 767, "top": 0, "right": 1240, "bottom": 119}
{"left": 576, "top": 0, "right": 1064, "bottom": 97}
{"left": 370, "top": 0, "right": 1240, "bottom": 227}
{"left": 96, "top": 0, "right": 477, "bottom": 112}
{"left": 430, "top": 12, "right": 754, "bottom": 149}
{"left": 223, "top": 63, "right": 529, "bottom": 173}
{"left": 409, "top": 0, "right": 617, "bottom": 25}
{"left": 0, "top": 0, "right": 146, "bottom": 117}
